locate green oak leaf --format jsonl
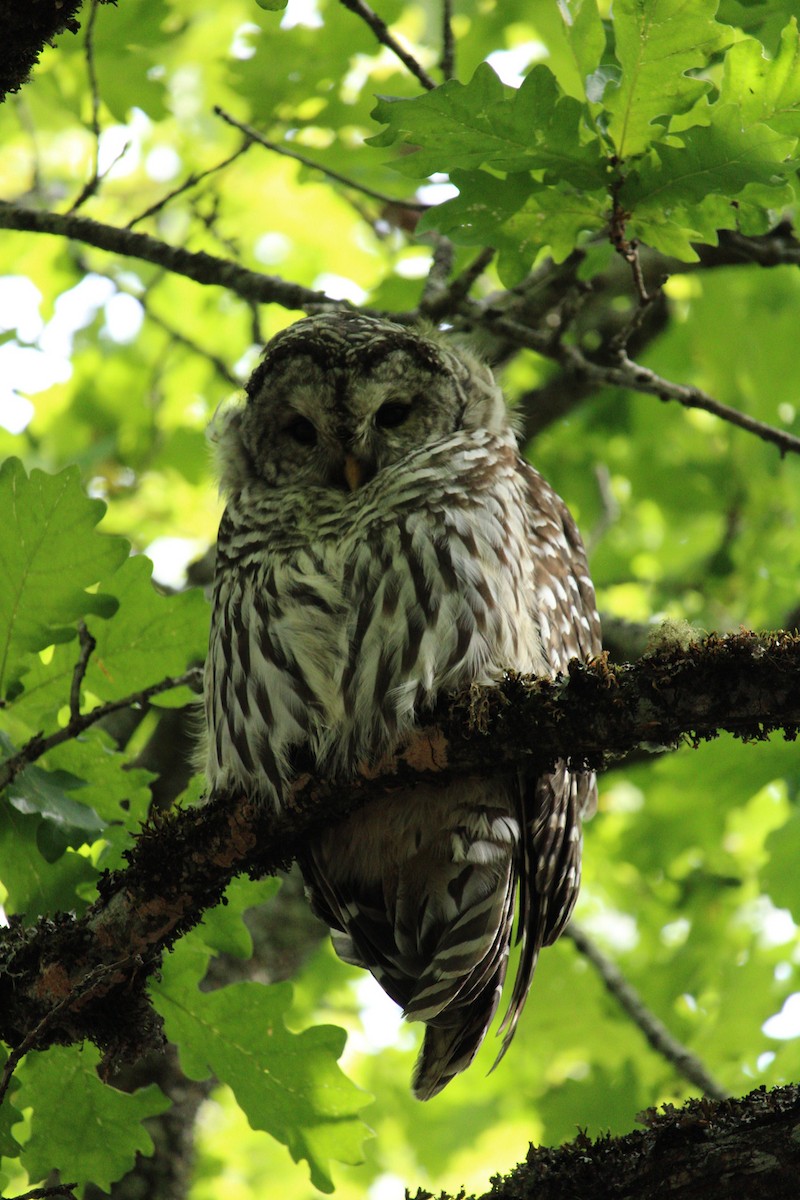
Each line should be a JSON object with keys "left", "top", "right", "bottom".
{"left": 0, "top": 458, "right": 128, "bottom": 696}
{"left": 629, "top": 194, "right": 738, "bottom": 260}
{"left": 605, "top": 0, "right": 738, "bottom": 157}
{"left": 763, "top": 807, "right": 800, "bottom": 920}
{"left": 85, "top": 554, "right": 208, "bottom": 707}
{"left": 0, "top": 1047, "right": 22, "bottom": 1159}
{"left": 423, "top": 170, "right": 607, "bottom": 282}
{"left": 0, "top": 728, "right": 106, "bottom": 853}
{"left": 623, "top": 104, "right": 797, "bottom": 214}
{"left": 18, "top": 1045, "right": 170, "bottom": 1192}
{"left": 371, "top": 63, "right": 604, "bottom": 189}
{"left": 152, "top": 942, "right": 371, "bottom": 1193}
{"left": 720, "top": 18, "right": 800, "bottom": 137}
{"left": 0, "top": 799, "right": 98, "bottom": 918}
{"left": 369, "top": 62, "right": 510, "bottom": 172}
{"left": 196, "top": 876, "right": 281, "bottom": 959}
{"left": 532, "top": 0, "right": 606, "bottom": 102}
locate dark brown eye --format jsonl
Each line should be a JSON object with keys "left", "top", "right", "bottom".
{"left": 375, "top": 401, "right": 412, "bottom": 429}
{"left": 285, "top": 415, "right": 317, "bottom": 446}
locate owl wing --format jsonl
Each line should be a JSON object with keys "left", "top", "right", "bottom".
{"left": 302, "top": 443, "right": 601, "bottom": 1094}
{"left": 497, "top": 463, "right": 602, "bottom": 1054}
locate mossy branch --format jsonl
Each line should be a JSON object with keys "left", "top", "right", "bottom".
{"left": 1, "top": 630, "right": 799, "bottom": 1066}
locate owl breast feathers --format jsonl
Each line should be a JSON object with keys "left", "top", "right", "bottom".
{"left": 204, "top": 311, "right": 601, "bottom": 1099}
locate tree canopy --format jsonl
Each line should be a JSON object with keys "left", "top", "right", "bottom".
{"left": 1, "top": 2, "right": 800, "bottom": 1198}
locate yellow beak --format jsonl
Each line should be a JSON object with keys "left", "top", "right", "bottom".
{"left": 343, "top": 454, "right": 364, "bottom": 491}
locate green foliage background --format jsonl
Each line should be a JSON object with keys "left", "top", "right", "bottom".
{"left": 1, "top": 1, "right": 800, "bottom": 1197}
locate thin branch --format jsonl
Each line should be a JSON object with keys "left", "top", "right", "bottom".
{"left": 586, "top": 463, "right": 620, "bottom": 555}
{"left": 7, "top": 1186, "right": 79, "bottom": 1200}
{"left": 441, "top": 0, "right": 456, "bottom": 80}
{"left": 0, "top": 666, "right": 203, "bottom": 792}
{"left": 13, "top": 97, "right": 44, "bottom": 198}
{"left": 6, "top": 200, "right": 796, "bottom": 462}
{"left": 610, "top": 182, "right": 651, "bottom": 304}
{"left": 419, "top": 246, "right": 495, "bottom": 321}
{"left": 419, "top": 236, "right": 455, "bottom": 308}
{"left": 477, "top": 302, "right": 800, "bottom": 457}
{"left": 698, "top": 225, "right": 800, "bottom": 269}
{"left": 0, "top": 970, "right": 98, "bottom": 1107}
{"left": 566, "top": 924, "right": 727, "bottom": 1100}
{"left": 213, "top": 107, "right": 427, "bottom": 211}
{"left": 0, "top": 202, "right": 337, "bottom": 312}
{"left": 126, "top": 139, "right": 256, "bottom": 230}
{"left": 67, "top": 0, "right": 102, "bottom": 212}
{"left": 145, "top": 306, "right": 241, "bottom": 388}
{"left": 338, "top": 0, "right": 437, "bottom": 90}
{"left": 606, "top": 290, "right": 661, "bottom": 359}
{"left": 557, "top": 342, "right": 800, "bottom": 459}
{"left": 69, "top": 621, "right": 96, "bottom": 722}
{"left": 0, "top": 952, "right": 141, "bottom": 1118}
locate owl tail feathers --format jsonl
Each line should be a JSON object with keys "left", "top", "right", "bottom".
{"left": 412, "top": 1022, "right": 483, "bottom": 1101}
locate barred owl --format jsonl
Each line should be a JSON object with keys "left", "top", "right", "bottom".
{"left": 204, "top": 311, "right": 601, "bottom": 1099}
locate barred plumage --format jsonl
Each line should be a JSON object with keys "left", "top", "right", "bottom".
{"left": 204, "top": 312, "right": 601, "bottom": 1099}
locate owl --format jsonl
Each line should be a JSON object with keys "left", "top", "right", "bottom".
{"left": 204, "top": 311, "right": 601, "bottom": 1099}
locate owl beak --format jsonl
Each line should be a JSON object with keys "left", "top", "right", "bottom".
{"left": 343, "top": 454, "right": 365, "bottom": 491}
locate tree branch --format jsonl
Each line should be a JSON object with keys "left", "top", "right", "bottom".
{"left": 126, "top": 140, "right": 256, "bottom": 230}
{"left": 0, "top": 203, "right": 338, "bottom": 313}
{"left": 480, "top": 302, "right": 800, "bottom": 457}
{"left": 66, "top": 0, "right": 103, "bottom": 213}
{"left": 8, "top": 1186, "right": 79, "bottom": 1200}
{"left": 0, "top": 667, "right": 203, "bottom": 792}
{"left": 566, "top": 924, "right": 727, "bottom": 1100}
{"left": 440, "top": 0, "right": 456, "bottom": 81}
{"left": 1, "top": 631, "right": 799, "bottom": 1066}
{"left": 338, "top": 0, "right": 437, "bottom": 90}
{"left": 556, "top": 342, "right": 800, "bottom": 459}
{"left": 453, "top": 1084, "right": 800, "bottom": 1200}
{"left": 213, "top": 107, "right": 427, "bottom": 211}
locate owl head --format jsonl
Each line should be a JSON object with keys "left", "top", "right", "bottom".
{"left": 212, "top": 312, "right": 511, "bottom": 492}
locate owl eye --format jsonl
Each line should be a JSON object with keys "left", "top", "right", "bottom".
{"left": 285, "top": 415, "right": 317, "bottom": 446}
{"left": 375, "top": 401, "right": 412, "bottom": 429}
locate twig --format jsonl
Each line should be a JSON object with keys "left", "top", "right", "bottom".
{"left": 607, "top": 288, "right": 663, "bottom": 359}
{"left": 213, "top": 107, "right": 427, "bottom": 211}
{"left": 338, "top": 0, "right": 437, "bottom": 90}
{"left": 451, "top": 247, "right": 495, "bottom": 298}
{"left": 13, "top": 97, "right": 44, "bottom": 198}
{"left": 0, "top": 202, "right": 338, "bottom": 313}
{"left": 69, "top": 621, "right": 96, "bottom": 721}
{"left": 6, "top": 1186, "right": 79, "bottom": 1200}
{"left": 586, "top": 463, "right": 620, "bottom": 555}
{"left": 190, "top": 190, "right": 241, "bottom": 260}
{"left": 0, "top": 666, "right": 203, "bottom": 792}
{"left": 0, "top": 954, "right": 139, "bottom": 1119}
{"left": 441, "top": 0, "right": 456, "bottom": 80}
{"left": 145, "top": 306, "right": 241, "bottom": 388}
{"left": 566, "top": 924, "right": 728, "bottom": 1100}
{"left": 126, "top": 140, "right": 255, "bottom": 230}
{"left": 484, "top": 302, "right": 800, "bottom": 457}
{"left": 67, "top": 0, "right": 102, "bottom": 213}
{"left": 419, "top": 236, "right": 455, "bottom": 308}
{"left": 0, "top": 977, "right": 95, "bottom": 1108}
{"left": 609, "top": 184, "right": 650, "bottom": 304}
{"left": 557, "top": 342, "right": 800, "bottom": 459}
{"left": 699, "top": 226, "right": 800, "bottom": 269}
{"left": 417, "top": 248, "right": 496, "bottom": 322}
